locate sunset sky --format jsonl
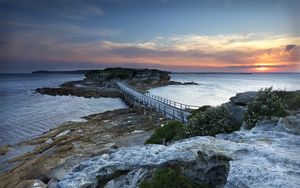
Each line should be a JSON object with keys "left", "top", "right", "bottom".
{"left": 0, "top": 0, "right": 299, "bottom": 73}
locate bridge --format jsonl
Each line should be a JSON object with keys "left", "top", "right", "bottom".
{"left": 116, "top": 82, "right": 200, "bottom": 123}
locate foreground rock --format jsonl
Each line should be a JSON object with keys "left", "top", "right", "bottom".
{"left": 15, "top": 179, "right": 46, "bottom": 188}
{"left": 229, "top": 91, "right": 257, "bottom": 106}
{"left": 0, "top": 108, "right": 166, "bottom": 188}
{"left": 58, "top": 113, "right": 300, "bottom": 188}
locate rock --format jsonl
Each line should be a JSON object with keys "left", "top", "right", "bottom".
{"left": 168, "top": 81, "right": 199, "bottom": 85}
{"left": 103, "top": 168, "right": 151, "bottom": 188}
{"left": 182, "top": 82, "right": 199, "bottom": 85}
{"left": 47, "top": 178, "right": 59, "bottom": 188}
{"left": 0, "top": 145, "right": 9, "bottom": 156}
{"left": 15, "top": 179, "right": 47, "bottom": 188}
{"left": 35, "top": 86, "right": 122, "bottom": 98}
{"left": 58, "top": 114, "right": 300, "bottom": 188}
{"left": 0, "top": 108, "right": 166, "bottom": 188}
{"left": 224, "top": 101, "right": 246, "bottom": 124}
{"left": 131, "top": 130, "right": 144, "bottom": 134}
{"left": 45, "top": 138, "right": 54, "bottom": 144}
{"left": 275, "top": 114, "right": 300, "bottom": 134}
{"left": 230, "top": 91, "right": 257, "bottom": 106}
{"left": 55, "top": 130, "right": 70, "bottom": 138}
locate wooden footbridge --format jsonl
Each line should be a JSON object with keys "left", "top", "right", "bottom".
{"left": 116, "top": 82, "right": 200, "bottom": 123}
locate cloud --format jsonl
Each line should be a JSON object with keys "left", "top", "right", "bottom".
{"left": 59, "top": 3, "right": 103, "bottom": 20}
{"left": 3, "top": 20, "right": 121, "bottom": 40}
{"left": 226, "top": 64, "right": 289, "bottom": 69}
{"left": 0, "top": 0, "right": 104, "bottom": 21}
{"left": 0, "top": 41, "right": 8, "bottom": 45}
{"left": 285, "top": 44, "right": 296, "bottom": 52}
{"left": 1, "top": 32, "right": 300, "bottom": 72}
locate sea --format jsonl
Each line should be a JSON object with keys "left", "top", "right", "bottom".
{"left": 0, "top": 74, "right": 127, "bottom": 147}
{"left": 0, "top": 73, "right": 299, "bottom": 147}
{"left": 149, "top": 73, "right": 300, "bottom": 107}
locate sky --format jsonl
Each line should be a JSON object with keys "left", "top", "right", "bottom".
{"left": 0, "top": 0, "right": 299, "bottom": 73}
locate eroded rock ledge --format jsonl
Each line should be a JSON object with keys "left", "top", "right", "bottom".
{"left": 58, "top": 113, "right": 300, "bottom": 188}
{"left": 0, "top": 108, "right": 166, "bottom": 188}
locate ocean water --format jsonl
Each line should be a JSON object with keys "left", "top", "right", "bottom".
{"left": 0, "top": 74, "right": 127, "bottom": 146}
{"left": 1, "top": 73, "right": 299, "bottom": 147}
{"left": 149, "top": 73, "right": 300, "bottom": 107}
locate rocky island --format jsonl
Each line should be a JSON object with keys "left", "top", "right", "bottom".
{"left": 0, "top": 68, "right": 299, "bottom": 188}
{"left": 35, "top": 68, "right": 196, "bottom": 98}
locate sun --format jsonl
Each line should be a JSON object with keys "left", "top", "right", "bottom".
{"left": 255, "top": 66, "right": 270, "bottom": 72}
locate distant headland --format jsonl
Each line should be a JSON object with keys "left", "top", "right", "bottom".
{"left": 32, "top": 70, "right": 91, "bottom": 74}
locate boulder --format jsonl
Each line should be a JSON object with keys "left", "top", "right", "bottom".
{"left": 47, "top": 178, "right": 59, "bottom": 188}
{"left": 224, "top": 101, "right": 246, "bottom": 124}
{"left": 103, "top": 168, "right": 151, "bottom": 188}
{"left": 275, "top": 114, "right": 300, "bottom": 134}
{"left": 230, "top": 91, "right": 257, "bottom": 106}
{"left": 0, "top": 145, "right": 9, "bottom": 156}
{"left": 15, "top": 179, "right": 46, "bottom": 188}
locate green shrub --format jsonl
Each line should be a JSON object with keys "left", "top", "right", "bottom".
{"left": 139, "top": 168, "right": 208, "bottom": 188}
{"left": 145, "top": 120, "right": 186, "bottom": 144}
{"left": 188, "top": 105, "right": 211, "bottom": 120}
{"left": 275, "top": 90, "right": 300, "bottom": 110}
{"left": 243, "top": 87, "right": 287, "bottom": 129}
{"left": 187, "top": 105, "right": 232, "bottom": 136}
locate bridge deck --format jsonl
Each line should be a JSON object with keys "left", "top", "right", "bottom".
{"left": 116, "top": 82, "right": 199, "bottom": 123}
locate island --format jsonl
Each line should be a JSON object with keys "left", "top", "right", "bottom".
{"left": 34, "top": 67, "right": 197, "bottom": 98}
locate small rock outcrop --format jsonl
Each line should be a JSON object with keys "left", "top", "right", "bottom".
{"left": 58, "top": 114, "right": 300, "bottom": 188}
{"left": 15, "top": 179, "right": 47, "bottom": 188}
{"left": 229, "top": 91, "right": 257, "bottom": 106}
{"left": 224, "top": 92, "right": 257, "bottom": 124}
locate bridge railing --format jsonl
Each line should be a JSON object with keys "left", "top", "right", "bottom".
{"left": 116, "top": 82, "right": 200, "bottom": 110}
{"left": 116, "top": 82, "right": 200, "bottom": 123}
{"left": 138, "top": 95, "right": 189, "bottom": 123}
{"left": 144, "top": 93, "right": 200, "bottom": 110}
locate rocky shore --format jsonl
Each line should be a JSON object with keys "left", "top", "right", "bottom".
{"left": 0, "top": 108, "right": 167, "bottom": 188}
{"left": 58, "top": 112, "right": 300, "bottom": 188}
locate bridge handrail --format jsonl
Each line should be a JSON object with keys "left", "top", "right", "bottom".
{"left": 116, "top": 82, "right": 197, "bottom": 123}
{"left": 117, "top": 82, "right": 200, "bottom": 110}
{"left": 144, "top": 93, "right": 200, "bottom": 110}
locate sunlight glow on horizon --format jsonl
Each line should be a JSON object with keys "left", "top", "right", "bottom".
{"left": 0, "top": 0, "right": 299, "bottom": 73}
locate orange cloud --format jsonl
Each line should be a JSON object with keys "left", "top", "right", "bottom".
{"left": 1, "top": 33, "right": 299, "bottom": 72}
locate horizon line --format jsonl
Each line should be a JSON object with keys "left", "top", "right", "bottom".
{"left": 1, "top": 69, "right": 300, "bottom": 74}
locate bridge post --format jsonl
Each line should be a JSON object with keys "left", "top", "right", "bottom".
{"left": 180, "top": 111, "right": 184, "bottom": 123}
{"left": 173, "top": 109, "right": 175, "bottom": 120}
{"left": 158, "top": 103, "right": 161, "bottom": 113}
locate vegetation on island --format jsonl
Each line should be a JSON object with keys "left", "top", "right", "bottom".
{"left": 85, "top": 67, "right": 170, "bottom": 81}
{"left": 275, "top": 90, "right": 300, "bottom": 110}
{"left": 139, "top": 168, "right": 210, "bottom": 188}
